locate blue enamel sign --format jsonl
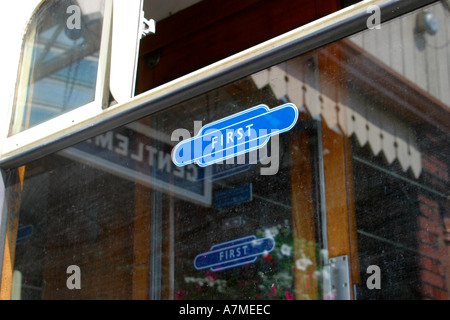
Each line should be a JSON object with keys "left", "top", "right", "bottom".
{"left": 215, "top": 183, "right": 252, "bottom": 210}
{"left": 194, "top": 235, "right": 275, "bottom": 271}
{"left": 172, "top": 103, "right": 298, "bottom": 167}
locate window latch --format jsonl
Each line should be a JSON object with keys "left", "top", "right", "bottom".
{"left": 141, "top": 12, "right": 156, "bottom": 38}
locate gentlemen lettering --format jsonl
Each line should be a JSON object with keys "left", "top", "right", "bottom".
{"left": 88, "top": 131, "right": 198, "bottom": 182}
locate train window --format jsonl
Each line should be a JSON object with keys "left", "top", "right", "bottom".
{"left": 9, "top": 0, "right": 110, "bottom": 136}
{"left": 1, "top": 0, "right": 448, "bottom": 302}
{"left": 110, "top": 0, "right": 147, "bottom": 104}
{"left": 4, "top": 1, "right": 449, "bottom": 300}
{"left": 1, "top": 0, "right": 148, "bottom": 162}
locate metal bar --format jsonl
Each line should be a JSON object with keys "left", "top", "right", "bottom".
{"left": 0, "top": 169, "right": 7, "bottom": 288}
{"left": 0, "top": 0, "right": 438, "bottom": 169}
{"left": 357, "top": 229, "right": 419, "bottom": 254}
{"left": 329, "top": 255, "right": 351, "bottom": 300}
{"left": 316, "top": 120, "right": 328, "bottom": 251}
{"left": 353, "top": 155, "right": 448, "bottom": 199}
{"left": 149, "top": 190, "right": 162, "bottom": 300}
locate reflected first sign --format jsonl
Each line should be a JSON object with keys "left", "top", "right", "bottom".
{"left": 194, "top": 235, "right": 275, "bottom": 271}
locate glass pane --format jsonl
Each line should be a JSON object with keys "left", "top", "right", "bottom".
{"left": 346, "top": 2, "right": 449, "bottom": 300}
{"left": 7, "top": 54, "right": 326, "bottom": 300}
{"left": 3, "top": 2, "right": 449, "bottom": 300}
{"left": 9, "top": 0, "right": 105, "bottom": 135}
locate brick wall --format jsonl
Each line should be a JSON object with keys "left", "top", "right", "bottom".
{"left": 417, "top": 133, "right": 449, "bottom": 300}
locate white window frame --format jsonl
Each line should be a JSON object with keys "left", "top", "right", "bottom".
{"left": 0, "top": 0, "right": 145, "bottom": 163}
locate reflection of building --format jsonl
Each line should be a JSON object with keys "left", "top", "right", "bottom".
{"left": 10, "top": 0, "right": 104, "bottom": 134}
{"left": 0, "top": 0, "right": 449, "bottom": 301}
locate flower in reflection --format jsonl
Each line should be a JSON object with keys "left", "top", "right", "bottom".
{"left": 184, "top": 274, "right": 227, "bottom": 294}
{"left": 175, "top": 289, "right": 186, "bottom": 300}
{"left": 266, "top": 284, "right": 277, "bottom": 298}
{"left": 285, "top": 291, "right": 294, "bottom": 300}
{"left": 206, "top": 270, "right": 217, "bottom": 282}
{"left": 281, "top": 244, "right": 292, "bottom": 256}
{"left": 179, "top": 220, "right": 324, "bottom": 300}
{"left": 323, "top": 292, "right": 335, "bottom": 300}
{"left": 262, "top": 251, "right": 272, "bottom": 261}
{"left": 295, "top": 254, "right": 313, "bottom": 271}
{"left": 264, "top": 226, "right": 279, "bottom": 238}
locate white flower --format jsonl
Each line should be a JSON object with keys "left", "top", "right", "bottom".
{"left": 295, "top": 255, "right": 313, "bottom": 271}
{"left": 280, "top": 244, "right": 292, "bottom": 256}
{"left": 264, "top": 227, "right": 279, "bottom": 238}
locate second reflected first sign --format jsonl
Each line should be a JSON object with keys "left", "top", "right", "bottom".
{"left": 194, "top": 235, "right": 275, "bottom": 272}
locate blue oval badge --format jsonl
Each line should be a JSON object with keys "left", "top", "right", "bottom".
{"left": 172, "top": 103, "right": 298, "bottom": 167}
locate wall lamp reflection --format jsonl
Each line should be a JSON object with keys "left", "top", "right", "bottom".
{"left": 415, "top": 11, "right": 439, "bottom": 36}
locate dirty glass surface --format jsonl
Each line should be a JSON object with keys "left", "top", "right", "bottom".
{"left": 4, "top": 2, "right": 449, "bottom": 300}
{"left": 9, "top": 0, "right": 105, "bottom": 135}
{"left": 7, "top": 54, "right": 326, "bottom": 300}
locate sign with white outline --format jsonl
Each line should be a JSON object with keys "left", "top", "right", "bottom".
{"left": 194, "top": 235, "right": 275, "bottom": 272}
{"left": 172, "top": 103, "right": 298, "bottom": 168}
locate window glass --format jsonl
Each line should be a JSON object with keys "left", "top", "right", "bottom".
{"left": 9, "top": 0, "right": 105, "bottom": 135}
{"left": 3, "top": 2, "right": 449, "bottom": 300}
{"left": 7, "top": 54, "right": 326, "bottom": 300}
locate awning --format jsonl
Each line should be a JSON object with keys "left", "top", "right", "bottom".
{"left": 251, "top": 57, "right": 422, "bottom": 178}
